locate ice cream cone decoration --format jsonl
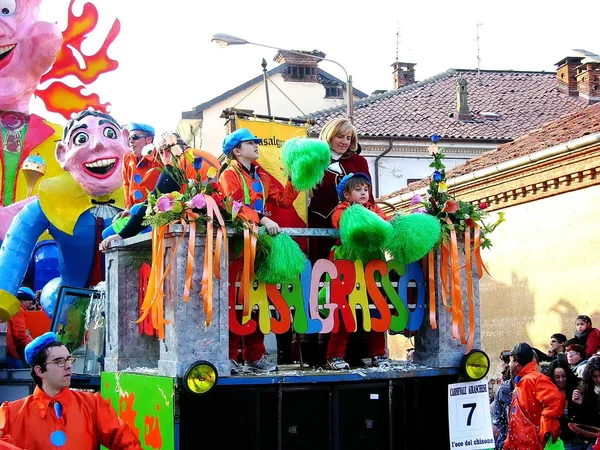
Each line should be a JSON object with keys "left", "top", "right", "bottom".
{"left": 22, "top": 155, "right": 47, "bottom": 197}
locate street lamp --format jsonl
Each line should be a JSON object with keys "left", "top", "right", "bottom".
{"left": 211, "top": 33, "right": 354, "bottom": 123}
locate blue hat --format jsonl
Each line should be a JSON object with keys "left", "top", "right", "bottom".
{"left": 222, "top": 128, "right": 262, "bottom": 156}
{"left": 336, "top": 172, "right": 371, "bottom": 200}
{"left": 25, "top": 332, "right": 59, "bottom": 365}
{"left": 128, "top": 123, "right": 155, "bottom": 137}
{"left": 17, "top": 286, "right": 35, "bottom": 301}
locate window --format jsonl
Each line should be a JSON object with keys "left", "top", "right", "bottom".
{"left": 325, "top": 86, "right": 343, "bottom": 98}
{"left": 284, "top": 65, "right": 316, "bottom": 82}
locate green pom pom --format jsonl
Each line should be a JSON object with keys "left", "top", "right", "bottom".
{"left": 281, "top": 138, "right": 331, "bottom": 191}
{"left": 386, "top": 213, "right": 441, "bottom": 264}
{"left": 339, "top": 204, "right": 393, "bottom": 261}
{"left": 255, "top": 232, "right": 308, "bottom": 284}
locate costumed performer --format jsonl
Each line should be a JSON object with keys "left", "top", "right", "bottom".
{"left": 325, "top": 173, "right": 391, "bottom": 370}
{"left": 99, "top": 131, "right": 220, "bottom": 247}
{"left": 6, "top": 287, "right": 35, "bottom": 368}
{"left": 102, "top": 122, "right": 161, "bottom": 238}
{"left": 0, "top": 332, "right": 143, "bottom": 449}
{"left": 0, "top": 110, "right": 127, "bottom": 321}
{"left": 120, "top": 123, "right": 161, "bottom": 216}
{"left": 218, "top": 128, "right": 299, "bottom": 373}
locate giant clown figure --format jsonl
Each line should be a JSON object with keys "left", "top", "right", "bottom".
{"left": 0, "top": 110, "right": 126, "bottom": 320}
{"left": 0, "top": 0, "right": 63, "bottom": 208}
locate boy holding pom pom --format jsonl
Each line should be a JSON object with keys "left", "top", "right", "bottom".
{"left": 219, "top": 128, "right": 299, "bottom": 373}
{"left": 326, "top": 172, "right": 391, "bottom": 370}
{"left": 219, "top": 128, "right": 298, "bottom": 235}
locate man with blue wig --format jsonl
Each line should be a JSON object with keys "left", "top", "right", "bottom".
{"left": 0, "top": 332, "right": 142, "bottom": 449}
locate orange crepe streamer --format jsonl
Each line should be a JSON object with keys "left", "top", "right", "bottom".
{"left": 428, "top": 251, "right": 437, "bottom": 330}
{"left": 183, "top": 218, "right": 197, "bottom": 302}
{"left": 200, "top": 219, "right": 214, "bottom": 325}
{"left": 198, "top": 196, "right": 228, "bottom": 326}
{"left": 240, "top": 223, "right": 258, "bottom": 320}
{"left": 446, "top": 218, "right": 467, "bottom": 345}
{"left": 472, "top": 226, "right": 491, "bottom": 278}
{"left": 440, "top": 243, "right": 452, "bottom": 312}
{"left": 137, "top": 226, "right": 184, "bottom": 339}
{"left": 241, "top": 228, "right": 251, "bottom": 318}
{"left": 464, "top": 227, "right": 475, "bottom": 353}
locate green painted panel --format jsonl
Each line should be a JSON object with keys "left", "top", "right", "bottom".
{"left": 101, "top": 372, "right": 175, "bottom": 450}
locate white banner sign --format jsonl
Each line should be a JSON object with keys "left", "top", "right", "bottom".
{"left": 448, "top": 380, "right": 495, "bottom": 449}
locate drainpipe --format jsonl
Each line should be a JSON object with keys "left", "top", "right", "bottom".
{"left": 374, "top": 139, "right": 394, "bottom": 198}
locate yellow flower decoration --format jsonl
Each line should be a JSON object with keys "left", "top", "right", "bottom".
{"left": 206, "top": 167, "right": 218, "bottom": 179}
{"left": 438, "top": 182, "right": 448, "bottom": 193}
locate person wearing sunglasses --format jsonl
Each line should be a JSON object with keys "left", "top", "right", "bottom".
{"left": 102, "top": 123, "right": 162, "bottom": 240}
{"left": 218, "top": 128, "right": 299, "bottom": 373}
{"left": 548, "top": 333, "right": 568, "bottom": 359}
{"left": 121, "top": 123, "right": 162, "bottom": 213}
{"left": 0, "top": 332, "right": 142, "bottom": 449}
{"left": 99, "top": 131, "right": 221, "bottom": 250}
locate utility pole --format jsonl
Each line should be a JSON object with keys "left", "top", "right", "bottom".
{"left": 261, "top": 58, "right": 272, "bottom": 116}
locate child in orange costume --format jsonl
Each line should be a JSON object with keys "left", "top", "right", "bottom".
{"left": 326, "top": 172, "right": 391, "bottom": 370}
{"left": 218, "top": 128, "right": 299, "bottom": 373}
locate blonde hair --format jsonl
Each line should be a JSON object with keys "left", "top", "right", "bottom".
{"left": 319, "top": 118, "right": 358, "bottom": 153}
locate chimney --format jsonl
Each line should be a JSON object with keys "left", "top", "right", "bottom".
{"left": 274, "top": 49, "right": 324, "bottom": 82}
{"left": 555, "top": 56, "right": 583, "bottom": 96}
{"left": 575, "top": 61, "right": 600, "bottom": 104}
{"left": 456, "top": 77, "right": 471, "bottom": 121}
{"left": 391, "top": 62, "right": 416, "bottom": 89}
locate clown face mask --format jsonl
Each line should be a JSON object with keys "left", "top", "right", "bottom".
{"left": 0, "top": 0, "right": 62, "bottom": 112}
{"left": 55, "top": 111, "right": 128, "bottom": 197}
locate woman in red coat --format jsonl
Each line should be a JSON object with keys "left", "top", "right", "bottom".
{"left": 308, "top": 118, "right": 373, "bottom": 263}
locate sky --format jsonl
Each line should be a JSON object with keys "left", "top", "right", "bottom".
{"left": 35, "top": 0, "right": 599, "bottom": 140}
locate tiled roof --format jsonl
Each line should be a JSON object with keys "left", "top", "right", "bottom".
{"left": 309, "top": 69, "right": 587, "bottom": 141}
{"left": 379, "top": 102, "right": 600, "bottom": 201}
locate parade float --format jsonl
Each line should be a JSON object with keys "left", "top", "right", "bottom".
{"left": 80, "top": 132, "right": 496, "bottom": 450}
{"left": 0, "top": 2, "right": 502, "bottom": 449}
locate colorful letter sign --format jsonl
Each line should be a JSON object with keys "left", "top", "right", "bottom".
{"left": 229, "top": 257, "right": 426, "bottom": 335}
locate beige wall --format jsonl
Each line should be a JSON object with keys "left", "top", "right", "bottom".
{"left": 480, "top": 185, "right": 600, "bottom": 375}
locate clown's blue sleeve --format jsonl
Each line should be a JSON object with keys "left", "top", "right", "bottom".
{"left": 0, "top": 199, "right": 50, "bottom": 297}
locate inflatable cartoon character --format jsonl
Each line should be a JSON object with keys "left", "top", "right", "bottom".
{"left": 0, "top": 0, "right": 64, "bottom": 207}
{"left": 0, "top": 110, "right": 127, "bottom": 320}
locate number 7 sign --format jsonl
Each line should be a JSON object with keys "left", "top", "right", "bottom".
{"left": 448, "top": 381, "right": 495, "bottom": 449}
